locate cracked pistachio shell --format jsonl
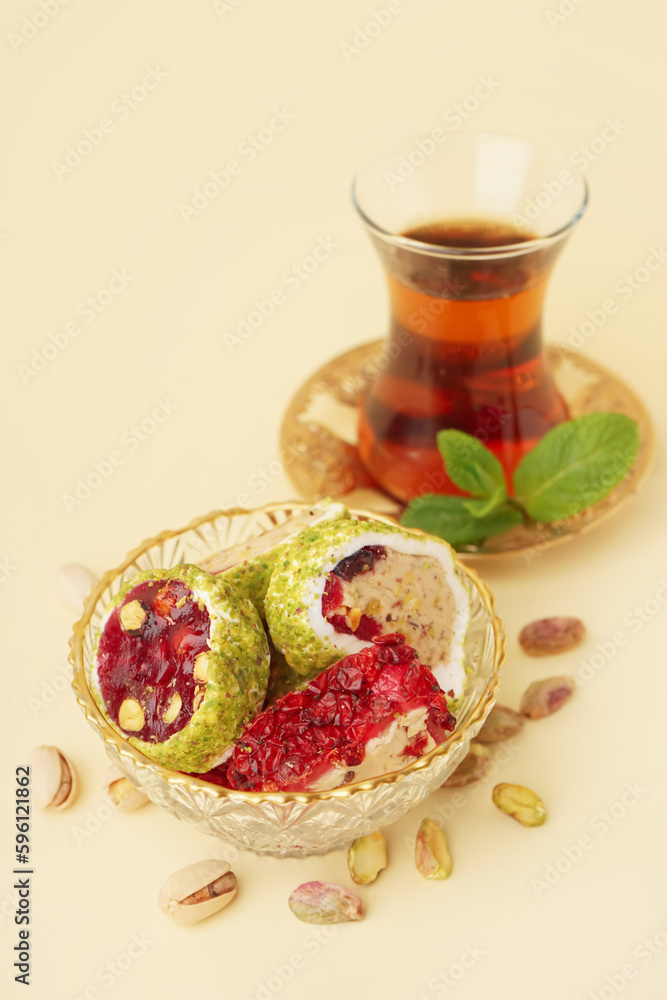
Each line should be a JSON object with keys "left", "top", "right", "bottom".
{"left": 158, "top": 860, "right": 237, "bottom": 925}
{"left": 29, "top": 745, "right": 78, "bottom": 810}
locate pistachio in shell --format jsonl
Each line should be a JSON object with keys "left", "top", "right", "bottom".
{"left": 158, "top": 860, "right": 237, "bottom": 925}
{"left": 29, "top": 745, "right": 78, "bottom": 810}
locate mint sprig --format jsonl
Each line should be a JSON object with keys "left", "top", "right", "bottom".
{"left": 401, "top": 413, "right": 640, "bottom": 549}
{"left": 436, "top": 429, "right": 507, "bottom": 501}
{"left": 512, "top": 413, "right": 639, "bottom": 521}
{"left": 402, "top": 496, "right": 523, "bottom": 546}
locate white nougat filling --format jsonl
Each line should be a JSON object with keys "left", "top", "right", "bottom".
{"left": 303, "top": 531, "right": 470, "bottom": 697}
{"left": 307, "top": 708, "right": 434, "bottom": 791}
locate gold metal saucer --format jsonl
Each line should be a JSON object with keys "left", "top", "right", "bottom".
{"left": 280, "top": 343, "right": 654, "bottom": 558}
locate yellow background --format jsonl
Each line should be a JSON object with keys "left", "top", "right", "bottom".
{"left": 2, "top": 1, "right": 666, "bottom": 998}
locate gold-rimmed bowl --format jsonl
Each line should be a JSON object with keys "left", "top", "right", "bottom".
{"left": 70, "top": 503, "right": 504, "bottom": 857}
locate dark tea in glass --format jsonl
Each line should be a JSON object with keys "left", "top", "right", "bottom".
{"left": 353, "top": 134, "right": 587, "bottom": 503}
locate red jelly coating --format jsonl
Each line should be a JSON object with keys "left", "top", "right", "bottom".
{"left": 322, "top": 572, "right": 382, "bottom": 641}
{"left": 321, "top": 573, "right": 345, "bottom": 617}
{"left": 96, "top": 579, "right": 211, "bottom": 743}
{"left": 222, "top": 634, "right": 455, "bottom": 792}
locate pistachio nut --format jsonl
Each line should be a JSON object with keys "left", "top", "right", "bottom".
{"left": 347, "top": 831, "right": 387, "bottom": 885}
{"left": 492, "top": 783, "right": 546, "bottom": 827}
{"left": 162, "top": 692, "right": 182, "bottom": 724}
{"left": 288, "top": 881, "right": 364, "bottom": 924}
{"left": 118, "top": 697, "right": 145, "bottom": 732}
{"left": 415, "top": 818, "right": 453, "bottom": 880}
{"left": 192, "top": 651, "right": 209, "bottom": 683}
{"left": 520, "top": 676, "right": 576, "bottom": 720}
{"left": 476, "top": 704, "right": 524, "bottom": 744}
{"left": 29, "top": 745, "right": 78, "bottom": 810}
{"left": 442, "top": 742, "right": 491, "bottom": 788}
{"left": 119, "top": 600, "right": 147, "bottom": 635}
{"left": 519, "top": 616, "right": 585, "bottom": 656}
{"left": 158, "top": 860, "right": 237, "bottom": 925}
{"left": 102, "top": 766, "right": 149, "bottom": 812}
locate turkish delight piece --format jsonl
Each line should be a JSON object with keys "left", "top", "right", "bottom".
{"left": 223, "top": 633, "right": 455, "bottom": 792}
{"left": 264, "top": 517, "right": 470, "bottom": 696}
{"left": 89, "top": 565, "right": 269, "bottom": 772}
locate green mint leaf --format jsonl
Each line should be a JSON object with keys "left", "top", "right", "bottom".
{"left": 401, "top": 494, "right": 523, "bottom": 547}
{"left": 437, "top": 429, "right": 508, "bottom": 500}
{"left": 462, "top": 487, "right": 507, "bottom": 518}
{"left": 512, "top": 413, "right": 640, "bottom": 522}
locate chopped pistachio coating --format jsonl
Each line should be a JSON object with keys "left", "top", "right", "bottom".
{"left": 264, "top": 517, "right": 470, "bottom": 682}
{"left": 264, "top": 643, "right": 309, "bottom": 707}
{"left": 203, "top": 502, "right": 350, "bottom": 618}
{"left": 219, "top": 557, "right": 275, "bottom": 620}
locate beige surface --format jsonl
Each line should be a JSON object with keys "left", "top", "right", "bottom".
{"left": 2, "top": 1, "right": 666, "bottom": 998}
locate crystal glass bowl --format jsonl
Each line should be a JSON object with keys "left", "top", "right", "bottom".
{"left": 70, "top": 504, "right": 504, "bottom": 857}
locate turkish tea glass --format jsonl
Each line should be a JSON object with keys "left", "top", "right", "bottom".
{"left": 353, "top": 132, "right": 588, "bottom": 502}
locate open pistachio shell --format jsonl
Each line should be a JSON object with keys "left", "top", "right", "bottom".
{"left": 158, "top": 860, "right": 237, "bottom": 925}
{"left": 29, "top": 745, "right": 78, "bottom": 810}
